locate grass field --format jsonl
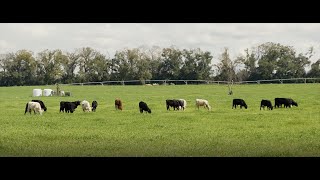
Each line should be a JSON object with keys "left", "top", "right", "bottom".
{"left": 0, "top": 84, "right": 319, "bottom": 157}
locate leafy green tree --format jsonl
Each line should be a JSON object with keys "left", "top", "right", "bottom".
{"left": 61, "top": 51, "right": 80, "bottom": 84}
{"left": 158, "top": 47, "right": 183, "bottom": 80}
{"left": 112, "top": 48, "right": 152, "bottom": 83}
{"left": 6, "top": 50, "right": 37, "bottom": 86}
{"left": 77, "top": 47, "right": 97, "bottom": 82}
{"left": 237, "top": 48, "right": 259, "bottom": 81}
{"left": 180, "top": 48, "right": 213, "bottom": 80}
{"left": 215, "top": 48, "right": 240, "bottom": 82}
{"left": 36, "top": 49, "right": 65, "bottom": 85}
{"left": 86, "top": 52, "right": 111, "bottom": 82}
{"left": 307, "top": 60, "right": 320, "bottom": 78}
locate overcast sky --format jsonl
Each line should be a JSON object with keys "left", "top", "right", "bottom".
{"left": 1, "top": 23, "right": 320, "bottom": 65}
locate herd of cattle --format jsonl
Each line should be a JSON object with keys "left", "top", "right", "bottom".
{"left": 24, "top": 97, "right": 298, "bottom": 115}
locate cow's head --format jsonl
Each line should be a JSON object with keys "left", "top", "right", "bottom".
{"left": 147, "top": 108, "right": 152, "bottom": 113}
{"left": 292, "top": 101, "right": 298, "bottom": 107}
{"left": 75, "top": 101, "right": 81, "bottom": 106}
{"left": 39, "top": 101, "right": 47, "bottom": 111}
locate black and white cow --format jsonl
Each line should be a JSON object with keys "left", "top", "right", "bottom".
{"left": 166, "top": 99, "right": 183, "bottom": 111}
{"left": 274, "top": 98, "right": 298, "bottom": 108}
{"left": 139, "top": 101, "right": 151, "bottom": 113}
{"left": 92, "top": 101, "right": 98, "bottom": 112}
{"left": 232, "top": 99, "right": 248, "bottom": 109}
{"left": 24, "top": 100, "right": 47, "bottom": 114}
{"left": 260, "top": 99, "right": 273, "bottom": 110}
{"left": 24, "top": 101, "right": 43, "bottom": 115}
{"left": 60, "top": 101, "right": 81, "bottom": 113}
{"left": 178, "top": 99, "right": 186, "bottom": 111}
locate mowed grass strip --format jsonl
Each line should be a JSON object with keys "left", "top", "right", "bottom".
{"left": 0, "top": 84, "right": 319, "bottom": 156}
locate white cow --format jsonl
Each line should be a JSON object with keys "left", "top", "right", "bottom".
{"left": 81, "top": 100, "right": 92, "bottom": 112}
{"left": 195, "top": 99, "right": 211, "bottom": 110}
{"left": 25, "top": 101, "right": 43, "bottom": 115}
{"left": 178, "top": 99, "right": 187, "bottom": 111}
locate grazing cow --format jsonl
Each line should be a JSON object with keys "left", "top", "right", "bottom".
{"left": 195, "top": 99, "right": 211, "bottom": 110}
{"left": 81, "top": 100, "right": 92, "bottom": 112}
{"left": 178, "top": 99, "right": 187, "bottom": 111}
{"left": 115, "top": 98, "right": 123, "bottom": 110}
{"left": 25, "top": 100, "right": 47, "bottom": 114}
{"left": 260, "top": 99, "right": 273, "bottom": 110}
{"left": 275, "top": 98, "right": 298, "bottom": 108}
{"left": 92, "top": 101, "right": 98, "bottom": 112}
{"left": 232, "top": 99, "right": 248, "bottom": 109}
{"left": 139, "top": 101, "right": 151, "bottom": 113}
{"left": 290, "top": 98, "right": 298, "bottom": 107}
{"left": 166, "top": 99, "right": 183, "bottom": 111}
{"left": 60, "top": 101, "right": 80, "bottom": 113}
{"left": 25, "top": 101, "right": 43, "bottom": 115}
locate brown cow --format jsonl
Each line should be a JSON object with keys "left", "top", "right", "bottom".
{"left": 115, "top": 98, "right": 123, "bottom": 110}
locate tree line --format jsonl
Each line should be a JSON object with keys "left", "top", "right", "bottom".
{"left": 0, "top": 42, "right": 320, "bottom": 86}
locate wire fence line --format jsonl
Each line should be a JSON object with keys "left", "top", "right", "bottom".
{"left": 62, "top": 78, "right": 320, "bottom": 86}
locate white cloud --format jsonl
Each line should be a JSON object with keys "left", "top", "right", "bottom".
{"left": 0, "top": 23, "right": 319, "bottom": 64}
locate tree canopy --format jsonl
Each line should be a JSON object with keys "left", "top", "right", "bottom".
{"left": 0, "top": 42, "right": 318, "bottom": 86}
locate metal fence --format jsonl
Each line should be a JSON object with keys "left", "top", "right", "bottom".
{"left": 65, "top": 78, "right": 320, "bottom": 86}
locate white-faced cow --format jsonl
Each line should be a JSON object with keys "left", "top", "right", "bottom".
{"left": 24, "top": 101, "right": 43, "bottom": 115}
{"left": 195, "top": 99, "right": 211, "bottom": 110}
{"left": 139, "top": 101, "right": 151, "bottom": 113}
{"left": 81, "top": 100, "right": 92, "bottom": 112}
{"left": 178, "top": 99, "right": 187, "bottom": 111}
{"left": 260, "top": 99, "right": 273, "bottom": 110}
{"left": 232, "top": 99, "right": 248, "bottom": 109}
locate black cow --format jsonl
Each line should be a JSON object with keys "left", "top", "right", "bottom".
{"left": 92, "top": 101, "right": 98, "bottom": 112}
{"left": 24, "top": 100, "right": 47, "bottom": 114}
{"left": 166, "top": 99, "right": 183, "bottom": 111}
{"left": 275, "top": 98, "right": 298, "bottom": 108}
{"left": 60, "top": 101, "right": 80, "bottom": 113}
{"left": 232, "top": 99, "right": 248, "bottom": 109}
{"left": 260, "top": 99, "right": 273, "bottom": 110}
{"left": 139, "top": 101, "right": 151, "bottom": 113}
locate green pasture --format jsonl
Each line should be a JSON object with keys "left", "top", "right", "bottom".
{"left": 0, "top": 84, "right": 319, "bottom": 156}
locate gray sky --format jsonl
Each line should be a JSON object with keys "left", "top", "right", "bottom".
{"left": 1, "top": 23, "right": 320, "bottom": 65}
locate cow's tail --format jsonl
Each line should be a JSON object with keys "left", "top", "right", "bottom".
{"left": 24, "top": 103, "right": 28, "bottom": 114}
